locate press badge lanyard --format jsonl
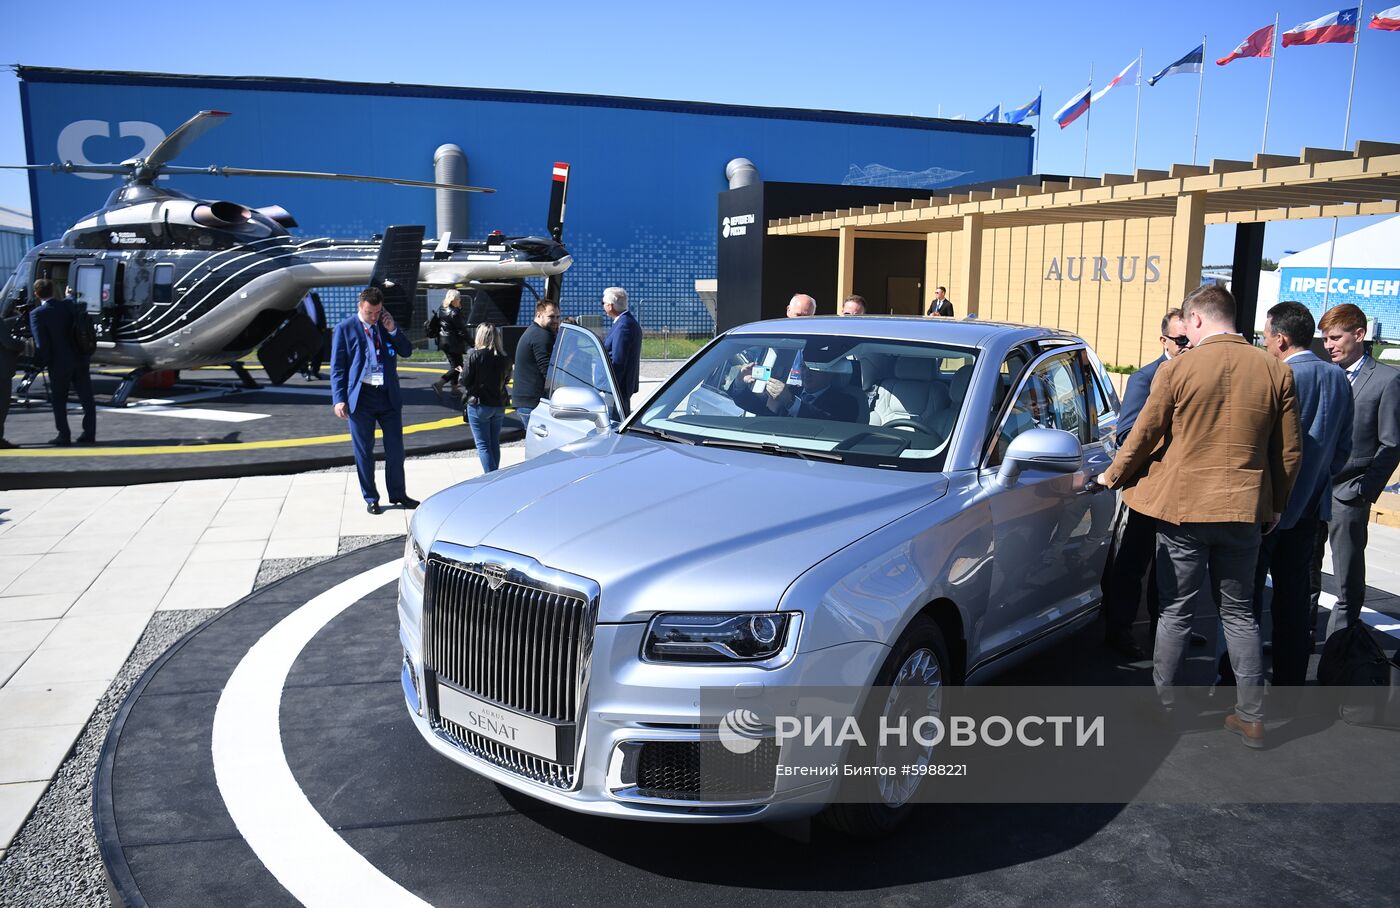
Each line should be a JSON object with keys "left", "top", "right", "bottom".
{"left": 364, "top": 323, "right": 385, "bottom": 386}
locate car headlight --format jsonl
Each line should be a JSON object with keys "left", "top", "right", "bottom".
{"left": 642, "top": 612, "right": 801, "bottom": 667}
{"left": 404, "top": 535, "right": 426, "bottom": 590}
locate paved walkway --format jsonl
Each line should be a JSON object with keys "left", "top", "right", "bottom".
{"left": 3, "top": 363, "right": 1399, "bottom": 857}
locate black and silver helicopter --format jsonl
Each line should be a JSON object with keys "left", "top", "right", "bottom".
{"left": 1, "top": 109, "right": 572, "bottom": 402}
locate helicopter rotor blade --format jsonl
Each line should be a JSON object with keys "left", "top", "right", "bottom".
{"left": 158, "top": 164, "right": 495, "bottom": 193}
{"left": 139, "top": 110, "right": 232, "bottom": 173}
{"left": 0, "top": 162, "right": 134, "bottom": 176}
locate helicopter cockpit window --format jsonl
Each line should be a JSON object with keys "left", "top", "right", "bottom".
{"left": 152, "top": 265, "right": 175, "bottom": 305}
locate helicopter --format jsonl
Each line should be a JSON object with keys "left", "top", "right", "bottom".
{"left": 0, "top": 109, "right": 573, "bottom": 403}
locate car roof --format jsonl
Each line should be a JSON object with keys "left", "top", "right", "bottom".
{"left": 725, "top": 316, "right": 1082, "bottom": 356}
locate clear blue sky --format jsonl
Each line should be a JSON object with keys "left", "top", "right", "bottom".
{"left": 1, "top": 0, "right": 1396, "bottom": 263}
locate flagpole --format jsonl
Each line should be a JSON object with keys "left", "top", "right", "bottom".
{"left": 1324, "top": 1, "right": 1365, "bottom": 308}
{"left": 1082, "top": 63, "right": 1093, "bottom": 177}
{"left": 1035, "top": 86, "right": 1042, "bottom": 173}
{"left": 1262, "top": 13, "right": 1279, "bottom": 152}
{"left": 1131, "top": 48, "right": 1142, "bottom": 170}
{"left": 1192, "top": 34, "right": 1206, "bottom": 165}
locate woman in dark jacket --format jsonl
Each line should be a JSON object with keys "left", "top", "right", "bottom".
{"left": 432, "top": 289, "right": 472, "bottom": 399}
{"left": 461, "top": 323, "right": 511, "bottom": 473}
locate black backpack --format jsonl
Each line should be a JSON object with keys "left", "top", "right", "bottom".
{"left": 1319, "top": 623, "right": 1390, "bottom": 687}
{"left": 1318, "top": 623, "right": 1400, "bottom": 729}
{"left": 71, "top": 306, "right": 98, "bottom": 357}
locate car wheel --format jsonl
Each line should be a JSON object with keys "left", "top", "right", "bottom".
{"left": 817, "top": 613, "right": 951, "bottom": 838}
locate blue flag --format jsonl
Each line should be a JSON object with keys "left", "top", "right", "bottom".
{"left": 978, "top": 105, "right": 1001, "bottom": 123}
{"left": 1003, "top": 93, "right": 1042, "bottom": 124}
{"left": 1148, "top": 44, "right": 1204, "bottom": 86}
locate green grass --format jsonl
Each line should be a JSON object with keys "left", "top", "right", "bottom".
{"left": 641, "top": 335, "right": 708, "bottom": 360}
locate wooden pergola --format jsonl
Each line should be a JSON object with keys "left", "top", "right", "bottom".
{"left": 767, "top": 140, "right": 1400, "bottom": 319}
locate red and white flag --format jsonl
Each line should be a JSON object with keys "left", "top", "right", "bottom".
{"left": 1282, "top": 8, "right": 1360, "bottom": 46}
{"left": 1091, "top": 56, "right": 1141, "bottom": 104}
{"left": 1370, "top": 3, "right": 1400, "bottom": 30}
{"left": 1217, "top": 23, "right": 1275, "bottom": 64}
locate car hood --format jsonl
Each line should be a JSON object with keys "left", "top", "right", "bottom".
{"left": 417, "top": 432, "right": 947, "bottom": 623}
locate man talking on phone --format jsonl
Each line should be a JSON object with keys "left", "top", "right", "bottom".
{"left": 331, "top": 286, "right": 419, "bottom": 514}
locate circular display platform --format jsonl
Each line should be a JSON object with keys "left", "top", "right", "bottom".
{"left": 96, "top": 542, "right": 1398, "bottom": 906}
{"left": 1, "top": 365, "right": 509, "bottom": 489}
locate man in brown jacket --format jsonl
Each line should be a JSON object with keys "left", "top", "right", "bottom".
{"left": 1097, "top": 284, "right": 1301, "bottom": 747}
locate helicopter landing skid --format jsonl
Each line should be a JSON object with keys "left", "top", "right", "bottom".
{"left": 110, "top": 367, "right": 151, "bottom": 408}
{"left": 228, "top": 361, "right": 262, "bottom": 390}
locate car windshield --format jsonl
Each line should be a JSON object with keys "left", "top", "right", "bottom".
{"left": 631, "top": 333, "right": 978, "bottom": 471}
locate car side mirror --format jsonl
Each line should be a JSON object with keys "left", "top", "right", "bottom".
{"left": 997, "top": 427, "right": 1083, "bottom": 487}
{"left": 548, "top": 385, "right": 610, "bottom": 430}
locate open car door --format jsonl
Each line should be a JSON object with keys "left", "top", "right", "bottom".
{"left": 524, "top": 322, "right": 624, "bottom": 459}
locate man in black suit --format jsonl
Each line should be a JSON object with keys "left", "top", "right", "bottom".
{"left": 1101, "top": 308, "right": 1197, "bottom": 659}
{"left": 28, "top": 278, "right": 96, "bottom": 446}
{"left": 926, "top": 286, "right": 954, "bottom": 318}
{"left": 1317, "top": 303, "right": 1400, "bottom": 638}
{"left": 0, "top": 290, "right": 24, "bottom": 448}
{"left": 733, "top": 354, "right": 862, "bottom": 422}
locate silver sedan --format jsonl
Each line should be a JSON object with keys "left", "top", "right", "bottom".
{"left": 398, "top": 317, "right": 1121, "bottom": 834}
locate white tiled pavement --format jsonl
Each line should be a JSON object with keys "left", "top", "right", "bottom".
{"left": 0, "top": 453, "right": 531, "bottom": 853}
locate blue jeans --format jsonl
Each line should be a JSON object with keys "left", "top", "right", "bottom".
{"left": 467, "top": 404, "right": 504, "bottom": 472}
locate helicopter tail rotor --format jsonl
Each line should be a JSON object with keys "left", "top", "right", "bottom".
{"left": 544, "top": 162, "right": 570, "bottom": 303}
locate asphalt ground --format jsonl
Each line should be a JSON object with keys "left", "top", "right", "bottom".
{"left": 92, "top": 541, "right": 1400, "bottom": 907}
{"left": 0, "top": 365, "right": 494, "bottom": 489}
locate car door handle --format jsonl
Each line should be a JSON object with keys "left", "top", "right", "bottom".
{"left": 531, "top": 423, "right": 548, "bottom": 437}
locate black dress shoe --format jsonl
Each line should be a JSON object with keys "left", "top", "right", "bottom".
{"left": 76, "top": 435, "right": 96, "bottom": 445}
{"left": 50, "top": 435, "right": 72, "bottom": 447}
{"left": 367, "top": 502, "right": 381, "bottom": 515}
{"left": 1104, "top": 629, "right": 1147, "bottom": 661}
{"left": 391, "top": 497, "right": 420, "bottom": 510}
{"left": 0, "top": 439, "right": 16, "bottom": 449}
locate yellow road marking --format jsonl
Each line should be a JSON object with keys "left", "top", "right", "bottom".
{"left": 0, "top": 415, "right": 477, "bottom": 458}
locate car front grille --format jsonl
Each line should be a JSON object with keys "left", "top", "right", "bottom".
{"left": 425, "top": 555, "right": 593, "bottom": 789}
{"left": 635, "top": 739, "right": 779, "bottom": 802}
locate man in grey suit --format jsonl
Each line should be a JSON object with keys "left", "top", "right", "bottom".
{"left": 1318, "top": 303, "right": 1400, "bottom": 638}
{"left": 1250, "top": 302, "right": 1352, "bottom": 688}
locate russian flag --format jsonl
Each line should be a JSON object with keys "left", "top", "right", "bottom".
{"left": 1053, "top": 86, "right": 1091, "bottom": 129}
{"left": 1282, "top": 8, "right": 1359, "bottom": 46}
{"left": 1218, "top": 23, "right": 1275, "bottom": 64}
{"left": 1369, "top": 3, "right": 1400, "bottom": 29}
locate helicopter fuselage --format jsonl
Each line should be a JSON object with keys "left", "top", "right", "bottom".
{"left": 3, "top": 187, "right": 571, "bottom": 371}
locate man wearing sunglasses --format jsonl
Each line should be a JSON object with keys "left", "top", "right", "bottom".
{"left": 1102, "top": 308, "right": 1197, "bottom": 660}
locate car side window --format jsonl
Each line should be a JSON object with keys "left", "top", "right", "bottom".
{"left": 546, "top": 326, "right": 619, "bottom": 420}
{"left": 1083, "top": 355, "right": 1117, "bottom": 442}
{"left": 992, "top": 353, "right": 1090, "bottom": 464}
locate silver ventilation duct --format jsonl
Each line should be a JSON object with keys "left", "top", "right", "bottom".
{"left": 725, "top": 157, "right": 759, "bottom": 190}
{"left": 434, "top": 144, "right": 469, "bottom": 240}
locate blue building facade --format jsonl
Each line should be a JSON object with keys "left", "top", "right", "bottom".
{"left": 18, "top": 67, "right": 1032, "bottom": 333}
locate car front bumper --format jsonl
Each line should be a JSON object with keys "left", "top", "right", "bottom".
{"left": 399, "top": 580, "right": 887, "bottom": 823}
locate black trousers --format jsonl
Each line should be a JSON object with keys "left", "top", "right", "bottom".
{"left": 0, "top": 348, "right": 17, "bottom": 439}
{"left": 1250, "top": 517, "right": 1320, "bottom": 687}
{"left": 47, "top": 363, "right": 96, "bottom": 441}
{"left": 1103, "top": 506, "right": 1160, "bottom": 636}
{"left": 441, "top": 350, "right": 464, "bottom": 384}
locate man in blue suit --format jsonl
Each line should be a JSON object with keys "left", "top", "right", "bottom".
{"left": 602, "top": 286, "right": 641, "bottom": 416}
{"left": 1251, "top": 301, "right": 1351, "bottom": 687}
{"left": 1102, "top": 308, "right": 1192, "bottom": 659}
{"left": 331, "top": 287, "right": 418, "bottom": 514}
{"left": 28, "top": 278, "right": 96, "bottom": 446}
